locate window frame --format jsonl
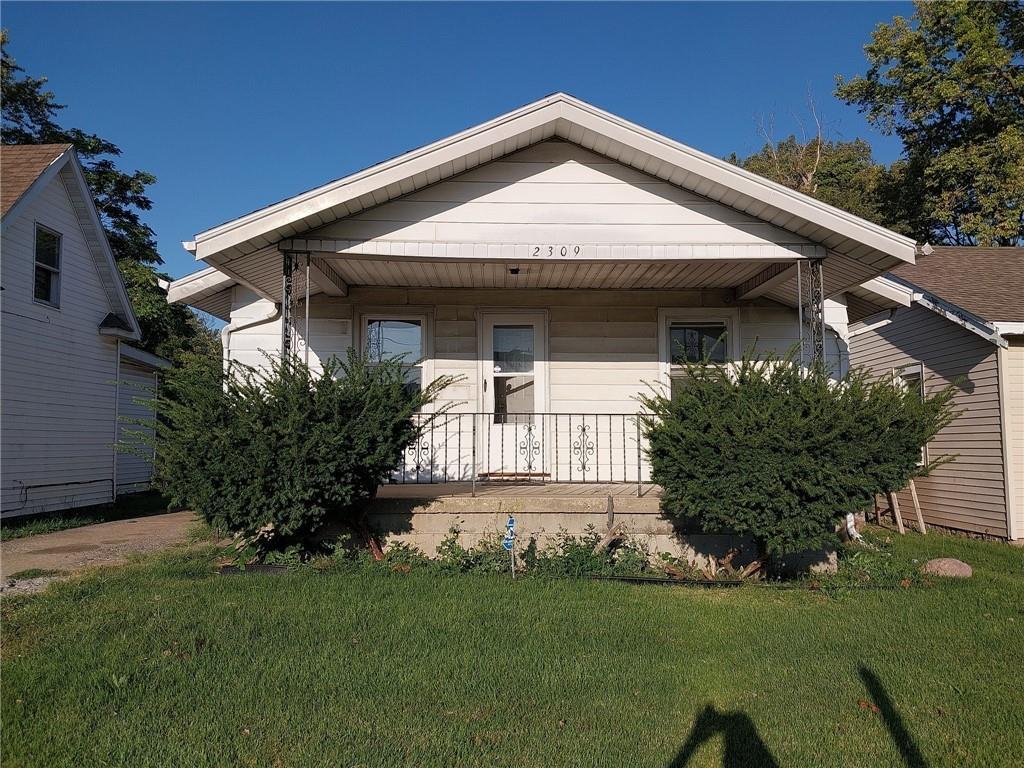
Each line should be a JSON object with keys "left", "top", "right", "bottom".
{"left": 894, "top": 362, "right": 928, "bottom": 466}
{"left": 658, "top": 308, "right": 740, "bottom": 393}
{"left": 356, "top": 309, "right": 434, "bottom": 404}
{"left": 32, "top": 223, "right": 62, "bottom": 308}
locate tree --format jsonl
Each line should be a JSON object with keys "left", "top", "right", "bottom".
{"left": 728, "top": 132, "right": 888, "bottom": 225}
{"left": 836, "top": 1, "right": 1024, "bottom": 246}
{"left": 1, "top": 31, "right": 217, "bottom": 360}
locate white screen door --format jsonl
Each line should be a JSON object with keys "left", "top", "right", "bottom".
{"left": 480, "top": 314, "right": 547, "bottom": 478}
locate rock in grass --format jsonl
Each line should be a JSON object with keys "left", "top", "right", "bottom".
{"left": 922, "top": 558, "right": 972, "bottom": 578}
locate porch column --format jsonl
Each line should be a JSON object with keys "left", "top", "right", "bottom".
{"left": 280, "top": 250, "right": 296, "bottom": 358}
{"left": 797, "top": 258, "right": 826, "bottom": 366}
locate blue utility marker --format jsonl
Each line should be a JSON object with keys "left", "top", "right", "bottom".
{"left": 502, "top": 536, "right": 515, "bottom": 551}
{"left": 506, "top": 515, "right": 516, "bottom": 532}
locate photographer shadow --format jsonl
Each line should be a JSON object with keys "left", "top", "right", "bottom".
{"left": 667, "top": 704, "right": 778, "bottom": 768}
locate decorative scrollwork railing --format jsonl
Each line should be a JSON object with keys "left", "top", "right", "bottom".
{"left": 386, "top": 412, "right": 649, "bottom": 489}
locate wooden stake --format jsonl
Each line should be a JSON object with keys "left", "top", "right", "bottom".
{"left": 908, "top": 479, "right": 926, "bottom": 534}
{"left": 886, "top": 491, "right": 906, "bottom": 535}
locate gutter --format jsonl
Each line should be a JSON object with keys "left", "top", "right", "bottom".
{"left": 221, "top": 299, "right": 281, "bottom": 372}
{"left": 848, "top": 309, "right": 898, "bottom": 339}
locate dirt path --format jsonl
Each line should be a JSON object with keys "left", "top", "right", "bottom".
{"left": 1, "top": 511, "right": 197, "bottom": 595}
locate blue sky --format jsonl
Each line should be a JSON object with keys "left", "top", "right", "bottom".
{"left": 4, "top": 1, "right": 913, "bottom": 280}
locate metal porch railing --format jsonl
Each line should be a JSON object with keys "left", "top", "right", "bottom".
{"left": 388, "top": 412, "right": 651, "bottom": 491}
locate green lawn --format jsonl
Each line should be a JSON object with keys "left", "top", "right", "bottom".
{"left": 0, "top": 492, "right": 170, "bottom": 540}
{"left": 2, "top": 532, "right": 1022, "bottom": 767}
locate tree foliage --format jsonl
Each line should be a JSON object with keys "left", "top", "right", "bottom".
{"left": 145, "top": 352, "right": 455, "bottom": 548}
{"left": 728, "top": 134, "right": 888, "bottom": 224}
{"left": 1, "top": 31, "right": 216, "bottom": 360}
{"left": 836, "top": 1, "right": 1024, "bottom": 245}
{"left": 639, "top": 352, "right": 957, "bottom": 558}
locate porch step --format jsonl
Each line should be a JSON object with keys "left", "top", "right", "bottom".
{"left": 372, "top": 483, "right": 661, "bottom": 515}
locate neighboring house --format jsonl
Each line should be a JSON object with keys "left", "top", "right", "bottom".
{"left": 850, "top": 247, "right": 1024, "bottom": 541}
{"left": 1, "top": 144, "right": 169, "bottom": 517}
{"left": 167, "top": 94, "right": 920, "bottom": 512}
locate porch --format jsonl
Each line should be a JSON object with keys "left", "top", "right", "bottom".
{"left": 378, "top": 481, "right": 660, "bottom": 499}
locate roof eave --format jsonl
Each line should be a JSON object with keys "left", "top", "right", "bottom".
{"left": 189, "top": 93, "right": 918, "bottom": 268}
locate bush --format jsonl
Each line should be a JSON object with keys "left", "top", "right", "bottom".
{"left": 639, "top": 351, "right": 956, "bottom": 558}
{"left": 522, "top": 526, "right": 652, "bottom": 577}
{"left": 147, "top": 351, "right": 453, "bottom": 547}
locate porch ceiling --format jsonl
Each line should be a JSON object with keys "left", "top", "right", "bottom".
{"left": 205, "top": 243, "right": 888, "bottom": 309}
{"left": 319, "top": 256, "right": 776, "bottom": 291}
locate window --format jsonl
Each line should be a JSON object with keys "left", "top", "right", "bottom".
{"left": 669, "top": 323, "right": 728, "bottom": 364}
{"left": 492, "top": 324, "right": 535, "bottom": 424}
{"left": 895, "top": 364, "right": 927, "bottom": 466}
{"left": 659, "top": 311, "right": 735, "bottom": 400}
{"left": 364, "top": 317, "right": 423, "bottom": 395}
{"left": 33, "top": 225, "right": 61, "bottom": 306}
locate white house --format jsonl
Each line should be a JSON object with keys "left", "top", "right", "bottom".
{"left": 168, "top": 94, "right": 920, "bottom": 498}
{"left": 1, "top": 144, "right": 168, "bottom": 517}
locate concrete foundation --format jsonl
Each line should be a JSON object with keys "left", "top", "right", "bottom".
{"left": 368, "top": 486, "right": 761, "bottom": 569}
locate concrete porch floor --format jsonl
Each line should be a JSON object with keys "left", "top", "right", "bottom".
{"left": 377, "top": 482, "right": 661, "bottom": 499}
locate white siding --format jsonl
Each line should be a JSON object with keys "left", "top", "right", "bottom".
{"left": 116, "top": 362, "right": 158, "bottom": 493}
{"left": 307, "top": 141, "right": 810, "bottom": 249}
{"left": 1, "top": 174, "right": 119, "bottom": 515}
{"left": 227, "top": 286, "right": 822, "bottom": 414}
{"left": 224, "top": 287, "right": 283, "bottom": 370}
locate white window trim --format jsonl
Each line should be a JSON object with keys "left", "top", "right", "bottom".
{"left": 32, "top": 222, "right": 62, "bottom": 309}
{"left": 475, "top": 309, "right": 550, "bottom": 415}
{"left": 355, "top": 308, "right": 435, "bottom": 407}
{"left": 658, "top": 308, "right": 740, "bottom": 392}
{"left": 894, "top": 362, "right": 928, "bottom": 467}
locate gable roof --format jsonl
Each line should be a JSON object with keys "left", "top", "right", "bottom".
{"left": 186, "top": 93, "right": 917, "bottom": 284}
{"left": 1, "top": 143, "right": 72, "bottom": 217}
{"left": 889, "top": 246, "right": 1024, "bottom": 323}
{"left": 1, "top": 144, "right": 142, "bottom": 340}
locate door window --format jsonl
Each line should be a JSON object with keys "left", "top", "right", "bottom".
{"left": 492, "top": 325, "right": 535, "bottom": 423}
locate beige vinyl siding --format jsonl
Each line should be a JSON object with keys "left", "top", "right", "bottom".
{"left": 850, "top": 305, "right": 1008, "bottom": 537}
{"left": 1, "top": 172, "right": 118, "bottom": 515}
{"left": 116, "top": 362, "right": 157, "bottom": 493}
{"left": 228, "top": 285, "right": 814, "bottom": 414}
{"left": 306, "top": 141, "right": 810, "bottom": 249}
{"left": 1004, "top": 339, "right": 1024, "bottom": 538}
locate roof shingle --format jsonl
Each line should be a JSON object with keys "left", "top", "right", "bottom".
{"left": 1, "top": 143, "right": 72, "bottom": 218}
{"left": 890, "top": 246, "right": 1024, "bottom": 323}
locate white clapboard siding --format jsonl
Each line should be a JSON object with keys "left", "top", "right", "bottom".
{"left": 850, "top": 305, "right": 1008, "bottom": 537}
{"left": 116, "top": 362, "right": 158, "bottom": 493}
{"left": 306, "top": 141, "right": 810, "bottom": 248}
{"left": 226, "top": 286, "right": 833, "bottom": 417}
{"left": 224, "top": 288, "right": 283, "bottom": 371}
{"left": 1, "top": 173, "right": 119, "bottom": 515}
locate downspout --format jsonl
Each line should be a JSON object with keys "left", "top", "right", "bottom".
{"left": 221, "top": 301, "right": 282, "bottom": 372}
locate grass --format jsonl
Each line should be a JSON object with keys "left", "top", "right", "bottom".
{"left": 2, "top": 531, "right": 1022, "bottom": 767}
{"left": 6, "top": 569, "right": 60, "bottom": 581}
{"left": 0, "top": 491, "right": 169, "bottom": 541}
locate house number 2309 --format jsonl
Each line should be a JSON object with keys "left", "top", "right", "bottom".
{"left": 532, "top": 245, "right": 581, "bottom": 258}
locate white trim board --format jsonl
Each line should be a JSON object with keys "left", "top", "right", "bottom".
{"left": 186, "top": 94, "right": 917, "bottom": 275}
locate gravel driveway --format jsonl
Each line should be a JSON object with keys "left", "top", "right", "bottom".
{"left": 1, "top": 511, "right": 197, "bottom": 595}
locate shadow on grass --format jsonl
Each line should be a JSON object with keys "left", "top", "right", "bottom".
{"left": 667, "top": 704, "right": 778, "bottom": 768}
{"left": 859, "top": 664, "right": 929, "bottom": 768}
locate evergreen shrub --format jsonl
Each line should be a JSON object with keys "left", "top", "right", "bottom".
{"left": 638, "top": 351, "right": 956, "bottom": 557}
{"left": 147, "top": 351, "right": 453, "bottom": 547}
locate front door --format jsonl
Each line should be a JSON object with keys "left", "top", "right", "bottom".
{"left": 480, "top": 314, "right": 547, "bottom": 478}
